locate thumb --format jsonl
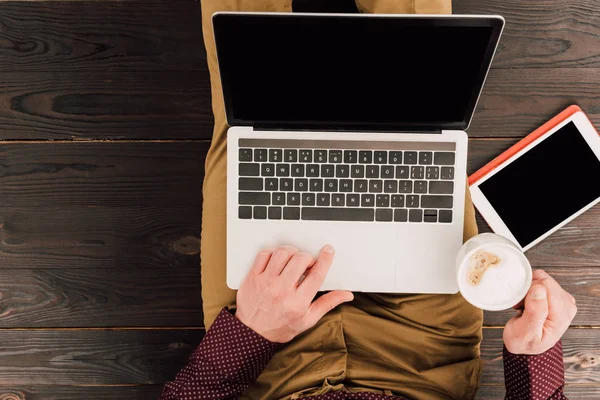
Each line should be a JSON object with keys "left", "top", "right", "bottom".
{"left": 305, "top": 290, "right": 354, "bottom": 328}
{"left": 520, "top": 284, "right": 549, "bottom": 341}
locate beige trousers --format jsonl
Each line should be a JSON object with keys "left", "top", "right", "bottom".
{"left": 200, "top": 1, "right": 482, "bottom": 398}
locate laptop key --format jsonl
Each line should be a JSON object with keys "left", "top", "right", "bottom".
{"left": 409, "top": 209, "right": 423, "bottom": 222}
{"left": 302, "top": 207, "right": 374, "bottom": 222}
{"left": 376, "top": 194, "right": 390, "bottom": 207}
{"left": 261, "top": 163, "right": 275, "bottom": 177}
{"left": 329, "top": 150, "right": 342, "bottom": 163}
{"left": 239, "top": 149, "right": 252, "bottom": 161}
{"left": 351, "top": 165, "right": 365, "bottom": 178}
{"left": 359, "top": 150, "right": 372, "bottom": 164}
{"left": 295, "top": 178, "right": 308, "bottom": 191}
{"left": 441, "top": 167, "right": 454, "bottom": 180}
{"left": 269, "top": 149, "right": 282, "bottom": 162}
{"left": 376, "top": 208, "right": 393, "bottom": 222}
{"left": 406, "top": 195, "right": 420, "bottom": 208}
{"left": 284, "top": 149, "right": 297, "bottom": 162}
{"left": 414, "top": 181, "right": 428, "bottom": 193}
{"left": 347, "top": 194, "right": 360, "bottom": 207}
{"left": 276, "top": 164, "right": 290, "bottom": 177}
{"left": 265, "top": 178, "right": 278, "bottom": 191}
{"left": 381, "top": 165, "right": 394, "bottom": 179}
{"left": 291, "top": 164, "right": 304, "bottom": 177}
{"left": 369, "top": 180, "right": 383, "bottom": 193}
{"left": 302, "top": 193, "right": 316, "bottom": 206}
{"left": 283, "top": 207, "right": 301, "bottom": 220}
{"left": 384, "top": 180, "right": 397, "bottom": 193}
{"left": 404, "top": 151, "right": 417, "bottom": 164}
{"left": 374, "top": 151, "right": 387, "bottom": 164}
{"left": 239, "top": 177, "right": 263, "bottom": 191}
{"left": 389, "top": 151, "right": 403, "bottom": 164}
{"left": 272, "top": 192, "right": 285, "bottom": 205}
{"left": 310, "top": 178, "right": 323, "bottom": 192}
{"left": 391, "top": 195, "right": 405, "bottom": 208}
{"left": 281, "top": 178, "right": 293, "bottom": 191}
{"left": 434, "top": 152, "right": 455, "bottom": 165}
{"left": 361, "top": 194, "right": 375, "bottom": 207}
{"left": 299, "top": 150, "right": 312, "bottom": 163}
{"left": 424, "top": 209, "right": 437, "bottom": 223}
{"left": 439, "top": 210, "right": 453, "bottom": 223}
{"left": 332, "top": 193, "right": 345, "bottom": 206}
{"left": 268, "top": 206, "right": 282, "bottom": 220}
{"left": 399, "top": 180, "right": 413, "bottom": 193}
{"left": 426, "top": 166, "right": 439, "bottom": 180}
{"left": 394, "top": 209, "right": 408, "bottom": 222}
{"left": 254, "top": 149, "right": 267, "bottom": 162}
{"left": 239, "top": 163, "right": 259, "bottom": 176}
{"left": 314, "top": 150, "right": 327, "bottom": 163}
{"left": 429, "top": 181, "right": 454, "bottom": 194}
{"left": 336, "top": 165, "right": 349, "bottom": 178}
{"left": 354, "top": 180, "right": 368, "bottom": 192}
{"left": 239, "top": 192, "right": 270, "bottom": 205}
{"left": 411, "top": 166, "right": 424, "bottom": 179}
{"left": 239, "top": 206, "right": 252, "bottom": 219}
{"left": 396, "top": 166, "right": 409, "bottom": 179}
{"left": 306, "top": 164, "right": 319, "bottom": 177}
{"left": 419, "top": 152, "right": 433, "bottom": 165}
{"left": 321, "top": 164, "right": 335, "bottom": 177}
{"left": 421, "top": 195, "right": 453, "bottom": 209}
{"left": 366, "top": 165, "right": 379, "bottom": 178}
{"left": 253, "top": 206, "right": 267, "bottom": 220}
{"left": 344, "top": 150, "right": 358, "bottom": 164}
{"left": 317, "top": 193, "right": 331, "bottom": 206}
{"left": 325, "top": 179, "right": 338, "bottom": 192}
{"left": 339, "top": 179, "right": 353, "bottom": 192}
{"left": 287, "top": 193, "right": 301, "bottom": 205}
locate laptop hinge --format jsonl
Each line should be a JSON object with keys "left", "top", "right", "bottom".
{"left": 252, "top": 123, "right": 442, "bottom": 134}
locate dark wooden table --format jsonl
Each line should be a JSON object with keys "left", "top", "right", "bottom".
{"left": 0, "top": 0, "right": 598, "bottom": 398}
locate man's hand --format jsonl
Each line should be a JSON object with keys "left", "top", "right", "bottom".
{"left": 235, "top": 245, "right": 354, "bottom": 343}
{"left": 503, "top": 269, "right": 577, "bottom": 355}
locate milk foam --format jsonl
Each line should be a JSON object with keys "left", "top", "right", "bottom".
{"left": 460, "top": 244, "right": 528, "bottom": 307}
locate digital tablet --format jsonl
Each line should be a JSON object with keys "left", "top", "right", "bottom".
{"left": 469, "top": 105, "right": 600, "bottom": 251}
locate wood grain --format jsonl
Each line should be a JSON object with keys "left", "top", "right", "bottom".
{"left": 0, "top": 0, "right": 206, "bottom": 72}
{"left": 0, "top": 142, "right": 207, "bottom": 207}
{"left": 0, "top": 72, "right": 213, "bottom": 140}
{"left": 454, "top": 0, "right": 600, "bottom": 68}
{"left": 0, "top": 329, "right": 203, "bottom": 385}
{"left": 0, "top": 385, "right": 163, "bottom": 400}
{"left": 476, "top": 384, "right": 600, "bottom": 399}
{"left": 0, "top": 268, "right": 202, "bottom": 328}
{"left": 468, "top": 68, "right": 600, "bottom": 138}
{"left": 481, "top": 328, "right": 600, "bottom": 385}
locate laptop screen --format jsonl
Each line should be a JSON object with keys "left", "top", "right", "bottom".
{"left": 213, "top": 13, "right": 503, "bottom": 131}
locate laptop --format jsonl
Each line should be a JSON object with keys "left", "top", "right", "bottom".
{"left": 214, "top": 12, "right": 505, "bottom": 293}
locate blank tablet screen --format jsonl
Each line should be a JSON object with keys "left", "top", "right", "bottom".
{"left": 479, "top": 121, "right": 600, "bottom": 248}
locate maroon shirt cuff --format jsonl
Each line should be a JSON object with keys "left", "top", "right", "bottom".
{"left": 504, "top": 340, "right": 567, "bottom": 399}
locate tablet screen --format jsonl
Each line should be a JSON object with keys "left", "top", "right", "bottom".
{"left": 479, "top": 121, "right": 600, "bottom": 248}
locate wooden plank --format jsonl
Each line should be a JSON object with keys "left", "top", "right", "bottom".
{"left": 0, "top": 141, "right": 207, "bottom": 207}
{"left": 454, "top": 0, "right": 600, "bottom": 68}
{"left": 482, "top": 267, "right": 600, "bottom": 327}
{"left": 468, "top": 68, "right": 600, "bottom": 138}
{"left": 468, "top": 138, "right": 600, "bottom": 268}
{"left": 0, "top": 385, "right": 163, "bottom": 400}
{"left": 0, "top": 0, "right": 206, "bottom": 72}
{"left": 481, "top": 328, "right": 600, "bottom": 385}
{"left": 0, "top": 72, "right": 212, "bottom": 140}
{"left": 0, "top": 268, "right": 201, "bottom": 328}
{"left": 0, "top": 329, "right": 203, "bottom": 385}
{"left": 476, "top": 384, "right": 600, "bottom": 399}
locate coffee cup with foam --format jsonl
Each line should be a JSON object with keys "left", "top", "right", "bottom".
{"left": 456, "top": 233, "right": 532, "bottom": 311}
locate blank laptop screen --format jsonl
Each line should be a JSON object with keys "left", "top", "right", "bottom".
{"left": 213, "top": 14, "right": 502, "bottom": 130}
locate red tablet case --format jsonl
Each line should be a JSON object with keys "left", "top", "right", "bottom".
{"left": 468, "top": 105, "right": 589, "bottom": 186}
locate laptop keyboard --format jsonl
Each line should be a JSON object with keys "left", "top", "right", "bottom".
{"left": 237, "top": 139, "right": 456, "bottom": 223}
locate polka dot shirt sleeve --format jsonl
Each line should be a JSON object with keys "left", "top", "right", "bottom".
{"left": 159, "top": 308, "right": 280, "bottom": 400}
{"left": 504, "top": 340, "right": 568, "bottom": 400}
